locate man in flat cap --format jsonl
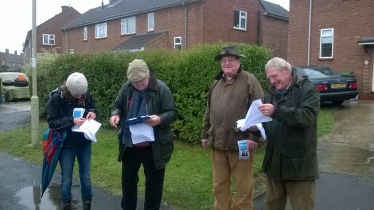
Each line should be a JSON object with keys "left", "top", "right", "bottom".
{"left": 201, "top": 46, "right": 264, "bottom": 210}
{"left": 110, "top": 59, "right": 178, "bottom": 210}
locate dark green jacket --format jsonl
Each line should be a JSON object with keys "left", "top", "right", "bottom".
{"left": 111, "top": 74, "right": 178, "bottom": 169}
{"left": 262, "top": 72, "right": 320, "bottom": 180}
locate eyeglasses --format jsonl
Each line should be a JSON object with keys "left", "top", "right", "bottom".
{"left": 220, "top": 58, "right": 237, "bottom": 64}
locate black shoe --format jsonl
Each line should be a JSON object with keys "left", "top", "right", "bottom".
{"left": 62, "top": 202, "right": 71, "bottom": 210}
{"left": 83, "top": 200, "right": 91, "bottom": 210}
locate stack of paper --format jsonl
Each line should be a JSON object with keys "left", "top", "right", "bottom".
{"left": 237, "top": 99, "right": 272, "bottom": 139}
{"left": 72, "top": 119, "right": 102, "bottom": 142}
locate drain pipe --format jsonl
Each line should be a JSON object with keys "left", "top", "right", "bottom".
{"left": 307, "top": 0, "right": 312, "bottom": 66}
{"left": 183, "top": 0, "right": 187, "bottom": 49}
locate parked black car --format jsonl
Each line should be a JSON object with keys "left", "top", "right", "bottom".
{"left": 293, "top": 66, "right": 358, "bottom": 105}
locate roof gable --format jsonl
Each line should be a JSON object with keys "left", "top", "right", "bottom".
{"left": 259, "top": 0, "right": 289, "bottom": 20}
{"left": 62, "top": 0, "right": 200, "bottom": 30}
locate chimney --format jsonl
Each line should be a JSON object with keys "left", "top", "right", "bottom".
{"left": 61, "top": 6, "right": 69, "bottom": 12}
{"left": 5, "top": 49, "right": 9, "bottom": 54}
{"left": 14, "top": 51, "right": 17, "bottom": 55}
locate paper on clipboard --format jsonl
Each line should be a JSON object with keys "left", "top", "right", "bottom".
{"left": 129, "top": 123, "right": 155, "bottom": 144}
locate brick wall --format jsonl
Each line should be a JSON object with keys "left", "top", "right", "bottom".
{"left": 261, "top": 16, "right": 288, "bottom": 59}
{"left": 288, "top": 0, "right": 374, "bottom": 98}
{"left": 202, "top": 0, "right": 262, "bottom": 44}
{"left": 37, "top": 7, "right": 81, "bottom": 54}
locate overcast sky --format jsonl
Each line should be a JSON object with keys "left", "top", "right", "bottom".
{"left": 0, "top": 0, "right": 289, "bottom": 54}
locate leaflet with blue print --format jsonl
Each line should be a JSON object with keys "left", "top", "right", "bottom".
{"left": 238, "top": 140, "right": 250, "bottom": 160}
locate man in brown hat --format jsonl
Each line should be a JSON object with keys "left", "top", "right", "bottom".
{"left": 109, "top": 59, "right": 178, "bottom": 210}
{"left": 201, "top": 46, "right": 264, "bottom": 210}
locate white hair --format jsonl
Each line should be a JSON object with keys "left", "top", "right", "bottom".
{"left": 265, "top": 57, "right": 292, "bottom": 72}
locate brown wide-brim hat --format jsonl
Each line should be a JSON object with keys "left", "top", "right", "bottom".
{"left": 214, "top": 46, "right": 245, "bottom": 60}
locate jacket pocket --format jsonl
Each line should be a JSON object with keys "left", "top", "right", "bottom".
{"left": 262, "top": 151, "right": 273, "bottom": 174}
{"left": 157, "top": 129, "right": 174, "bottom": 160}
{"left": 281, "top": 155, "right": 306, "bottom": 180}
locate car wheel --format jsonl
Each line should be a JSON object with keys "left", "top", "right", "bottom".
{"left": 332, "top": 100, "right": 344, "bottom": 106}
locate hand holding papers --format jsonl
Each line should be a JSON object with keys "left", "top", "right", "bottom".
{"left": 122, "top": 116, "right": 155, "bottom": 144}
{"left": 72, "top": 119, "right": 102, "bottom": 142}
{"left": 237, "top": 99, "right": 272, "bottom": 139}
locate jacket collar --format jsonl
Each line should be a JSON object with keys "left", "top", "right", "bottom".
{"left": 269, "top": 69, "right": 305, "bottom": 94}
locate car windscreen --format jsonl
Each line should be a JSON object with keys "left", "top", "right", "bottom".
{"left": 303, "top": 67, "right": 340, "bottom": 78}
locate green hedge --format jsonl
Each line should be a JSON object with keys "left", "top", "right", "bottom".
{"left": 32, "top": 42, "right": 271, "bottom": 144}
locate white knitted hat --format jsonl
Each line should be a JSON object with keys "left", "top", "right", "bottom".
{"left": 66, "top": 72, "right": 88, "bottom": 95}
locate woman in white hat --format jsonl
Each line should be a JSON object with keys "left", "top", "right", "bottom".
{"left": 46, "top": 72, "right": 98, "bottom": 210}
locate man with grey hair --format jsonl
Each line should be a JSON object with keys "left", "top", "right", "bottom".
{"left": 257, "top": 57, "right": 320, "bottom": 210}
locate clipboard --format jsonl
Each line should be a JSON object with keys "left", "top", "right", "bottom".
{"left": 123, "top": 115, "right": 151, "bottom": 125}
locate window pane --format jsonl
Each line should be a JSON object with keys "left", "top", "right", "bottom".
{"left": 321, "top": 43, "right": 332, "bottom": 57}
{"left": 234, "top": 10, "right": 239, "bottom": 28}
{"left": 321, "top": 37, "right": 332, "bottom": 44}
{"left": 240, "top": 18, "right": 246, "bottom": 29}
{"left": 43, "top": 35, "right": 48, "bottom": 44}
{"left": 322, "top": 29, "right": 332, "bottom": 36}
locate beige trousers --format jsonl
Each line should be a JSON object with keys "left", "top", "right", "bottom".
{"left": 211, "top": 149, "right": 255, "bottom": 210}
{"left": 266, "top": 176, "right": 316, "bottom": 210}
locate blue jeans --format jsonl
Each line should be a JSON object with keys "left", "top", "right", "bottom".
{"left": 59, "top": 143, "right": 92, "bottom": 203}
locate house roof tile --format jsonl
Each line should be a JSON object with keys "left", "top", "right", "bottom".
{"left": 112, "top": 31, "right": 167, "bottom": 51}
{"left": 62, "top": 0, "right": 199, "bottom": 30}
{"left": 259, "top": 0, "right": 289, "bottom": 20}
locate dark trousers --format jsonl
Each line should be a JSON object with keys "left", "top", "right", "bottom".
{"left": 121, "top": 146, "right": 166, "bottom": 210}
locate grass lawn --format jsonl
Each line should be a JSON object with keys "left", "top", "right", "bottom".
{"left": 0, "top": 107, "right": 332, "bottom": 210}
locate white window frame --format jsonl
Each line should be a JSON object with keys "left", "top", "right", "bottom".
{"left": 95, "top": 23, "right": 107, "bottom": 39}
{"left": 233, "top": 10, "right": 247, "bottom": 30}
{"left": 70, "top": 49, "right": 74, "bottom": 54}
{"left": 43, "top": 34, "right": 55, "bottom": 45}
{"left": 320, "top": 28, "right": 334, "bottom": 59}
{"left": 148, "top": 13, "right": 154, "bottom": 31}
{"left": 121, "top": 17, "right": 136, "bottom": 35}
{"left": 84, "top": 27, "right": 87, "bottom": 41}
{"left": 174, "top": 37, "right": 182, "bottom": 50}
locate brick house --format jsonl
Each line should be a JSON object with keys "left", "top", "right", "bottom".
{"left": 61, "top": 0, "right": 288, "bottom": 58}
{"left": 22, "top": 6, "right": 81, "bottom": 64}
{"left": 0, "top": 49, "right": 24, "bottom": 72}
{"left": 288, "top": 0, "right": 374, "bottom": 99}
